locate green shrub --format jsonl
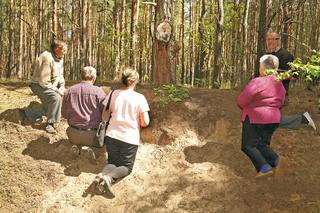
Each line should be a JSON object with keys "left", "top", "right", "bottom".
{"left": 153, "top": 84, "right": 189, "bottom": 108}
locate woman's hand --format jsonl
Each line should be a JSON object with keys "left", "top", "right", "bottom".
{"left": 140, "top": 111, "right": 150, "bottom": 127}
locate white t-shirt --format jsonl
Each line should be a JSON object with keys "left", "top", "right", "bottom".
{"left": 105, "top": 89, "right": 150, "bottom": 145}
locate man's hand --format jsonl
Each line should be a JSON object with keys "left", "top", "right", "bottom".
{"left": 57, "top": 87, "right": 65, "bottom": 96}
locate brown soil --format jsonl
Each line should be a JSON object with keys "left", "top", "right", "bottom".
{"left": 0, "top": 82, "right": 319, "bottom": 213}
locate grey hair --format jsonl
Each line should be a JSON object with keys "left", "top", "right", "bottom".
{"left": 259, "top": 54, "right": 279, "bottom": 70}
{"left": 81, "top": 66, "right": 97, "bottom": 81}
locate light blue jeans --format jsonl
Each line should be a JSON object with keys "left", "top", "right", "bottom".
{"left": 25, "top": 83, "right": 62, "bottom": 123}
{"left": 279, "top": 114, "right": 306, "bottom": 129}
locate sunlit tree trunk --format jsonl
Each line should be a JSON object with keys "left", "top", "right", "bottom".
{"left": 36, "top": 0, "right": 43, "bottom": 56}
{"left": 241, "top": 0, "right": 250, "bottom": 84}
{"left": 180, "top": 0, "right": 185, "bottom": 84}
{"left": 153, "top": 0, "right": 173, "bottom": 85}
{"left": 87, "top": 1, "right": 92, "bottom": 64}
{"left": 212, "top": 0, "right": 224, "bottom": 88}
{"left": 52, "top": 0, "right": 58, "bottom": 40}
{"left": 0, "top": 0, "right": 3, "bottom": 78}
{"left": 18, "top": 0, "right": 24, "bottom": 79}
{"left": 309, "top": 0, "right": 318, "bottom": 50}
{"left": 7, "top": 0, "right": 15, "bottom": 78}
{"left": 130, "top": 0, "right": 139, "bottom": 69}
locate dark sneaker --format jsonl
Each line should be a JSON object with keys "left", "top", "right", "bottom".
{"left": 18, "top": 109, "right": 29, "bottom": 125}
{"left": 83, "top": 147, "right": 96, "bottom": 162}
{"left": 45, "top": 124, "right": 57, "bottom": 134}
{"left": 71, "top": 145, "right": 81, "bottom": 156}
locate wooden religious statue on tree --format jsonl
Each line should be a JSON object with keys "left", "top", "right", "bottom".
{"left": 152, "top": 0, "right": 173, "bottom": 85}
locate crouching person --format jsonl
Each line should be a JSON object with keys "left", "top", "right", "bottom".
{"left": 62, "top": 66, "right": 107, "bottom": 161}
{"left": 94, "top": 68, "right": 150, "bottom": 197}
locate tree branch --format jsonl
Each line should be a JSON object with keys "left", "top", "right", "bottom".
{"left": 281, "top": 33, "right": 313, "bottom": 52}
{"left": 142, "top": 1, "right": 157, "bottom": 6}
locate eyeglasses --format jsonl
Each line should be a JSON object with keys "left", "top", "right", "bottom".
{"left": 267, "top": 38, "right": 280, "bottom": 41}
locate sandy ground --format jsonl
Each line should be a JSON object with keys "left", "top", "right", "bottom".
{"left": 0, "top": 82, "right": 319, "bottom": 213}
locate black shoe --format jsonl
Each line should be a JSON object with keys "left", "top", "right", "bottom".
{"left": 18, "top": 109, "right": 27, "bottom": 124}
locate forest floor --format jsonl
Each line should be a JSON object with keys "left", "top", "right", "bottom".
{"left": 0, "top": 81, "right": 319, "bottom": 213}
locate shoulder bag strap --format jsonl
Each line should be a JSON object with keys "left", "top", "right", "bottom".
{"left": 102, "top": 90, "right": 114, "bottom": 122}
{"left": 106, "top": 90, "right": 115, "bottom": 110}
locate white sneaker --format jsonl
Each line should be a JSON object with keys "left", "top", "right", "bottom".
{"left": 303, "top": 112, "right": 316, "bottom": 131}
{"left": 101, "top": 175, "right": 115, "bottom": 197}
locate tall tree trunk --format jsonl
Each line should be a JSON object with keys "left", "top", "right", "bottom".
{"left": 241, "top": 0, "right": 251, "bottom": 84}
{"left": 120, "top": 0, "right": 126, "bottom": 69}
{"left": 188, "top": 0, "right": 193, "bottom": 85}
{"left": 52, "top": 0, "right": 58, "bottom": 40}
{"left": 18, "top": 0, "right": 24, "bottom": 79}
{"left": 153, "top": 0, "right": 173, "bottom": 85}
{"left": 197, "top": 0, "right": 206, "bottom": 86}
{"left": 130, "top": 0, "right": 139, "bottom": 69}
{"left": 282, "top": 1, "right": 290, "bottom": 50}
{"left": 212, "top": 0, "right": 224, "bottom": 88}
{"left": 87, "top": 1, "right": 92, "bottom": 64}
{"left": 255, "top": 0, "right": 267, "bottom": 77}
{"left": 0, "top": 0, "right": 3, "bottom": 78}
{"left": 180, "top": 0, "right": 185, "bottom": 84}
{"left": 7, "top": 0, "right": 15, "bottom": 78}
{"left": 37, "top": 0, "right": 43, "bottom": 56}
{"left": 309, "top": 0, "right": 318, "bottom": 50}
{"left": 81, "top": 0, "right": 88, "bottom": 66}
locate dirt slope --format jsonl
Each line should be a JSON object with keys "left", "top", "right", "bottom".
{"left": 0, "top": 82, "right": 319, "bottom": 213}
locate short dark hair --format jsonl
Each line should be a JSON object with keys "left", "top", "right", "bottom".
{"left": 50, "top": 40, "right": 67, "bottom": 51}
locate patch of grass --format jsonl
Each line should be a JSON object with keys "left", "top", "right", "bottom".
{"left": 153, "top": 84, "right": 189, "bottom": 108}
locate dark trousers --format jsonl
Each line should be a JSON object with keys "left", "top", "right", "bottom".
{"left": 282, "top": 80, "right": 290, "bottom": 96}
{"left": 102, "top": 136, "right": 138, "bottom": 181}
{"left": 241, "top": 116, "right": 279, "bottom": 172}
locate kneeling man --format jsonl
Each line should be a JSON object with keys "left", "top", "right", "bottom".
{"left": 62, "top": 66, "right": 107, "bottom": 160}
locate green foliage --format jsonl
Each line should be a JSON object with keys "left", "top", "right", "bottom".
{"left": 289, "top": 53, "right": 320, "bottom": 81}
{"left": 153, "top": 84, "right": 189, "bottom": 108}
{"left": 266, "top": 52, "right": 320, "bottom": 81}
{"left": 266, "top": 52, "right": 320, "bottom": 108}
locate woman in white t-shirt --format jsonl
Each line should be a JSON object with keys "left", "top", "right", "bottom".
{"left": 95, "top": 68, "right": 150, "bottom": 197}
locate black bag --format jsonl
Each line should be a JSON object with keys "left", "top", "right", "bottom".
{"left": 92, "top": 90, "right": 114, "bottom": 148}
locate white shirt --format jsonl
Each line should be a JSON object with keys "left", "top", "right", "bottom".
{"left": 106, "top": 89, "right": 150, "bottom": 145}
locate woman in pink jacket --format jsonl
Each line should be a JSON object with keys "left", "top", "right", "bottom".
{"left": 237, "top": 55, "right": 286, "bottom": 177}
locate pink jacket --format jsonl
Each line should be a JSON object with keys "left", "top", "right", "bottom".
{"left": 237, "top": 75, "right": 286, "bottom": 124}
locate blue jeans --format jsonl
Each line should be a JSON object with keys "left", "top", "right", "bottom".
{"left": 279, "top": 114, "right": 307, "bottom": 129}
{"left": 241, "top": 116, "right": 279, "bottom": 172}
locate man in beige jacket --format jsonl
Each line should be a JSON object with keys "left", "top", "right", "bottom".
{"left": 21, "top": 40, "right": 67, "bottom": 133}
